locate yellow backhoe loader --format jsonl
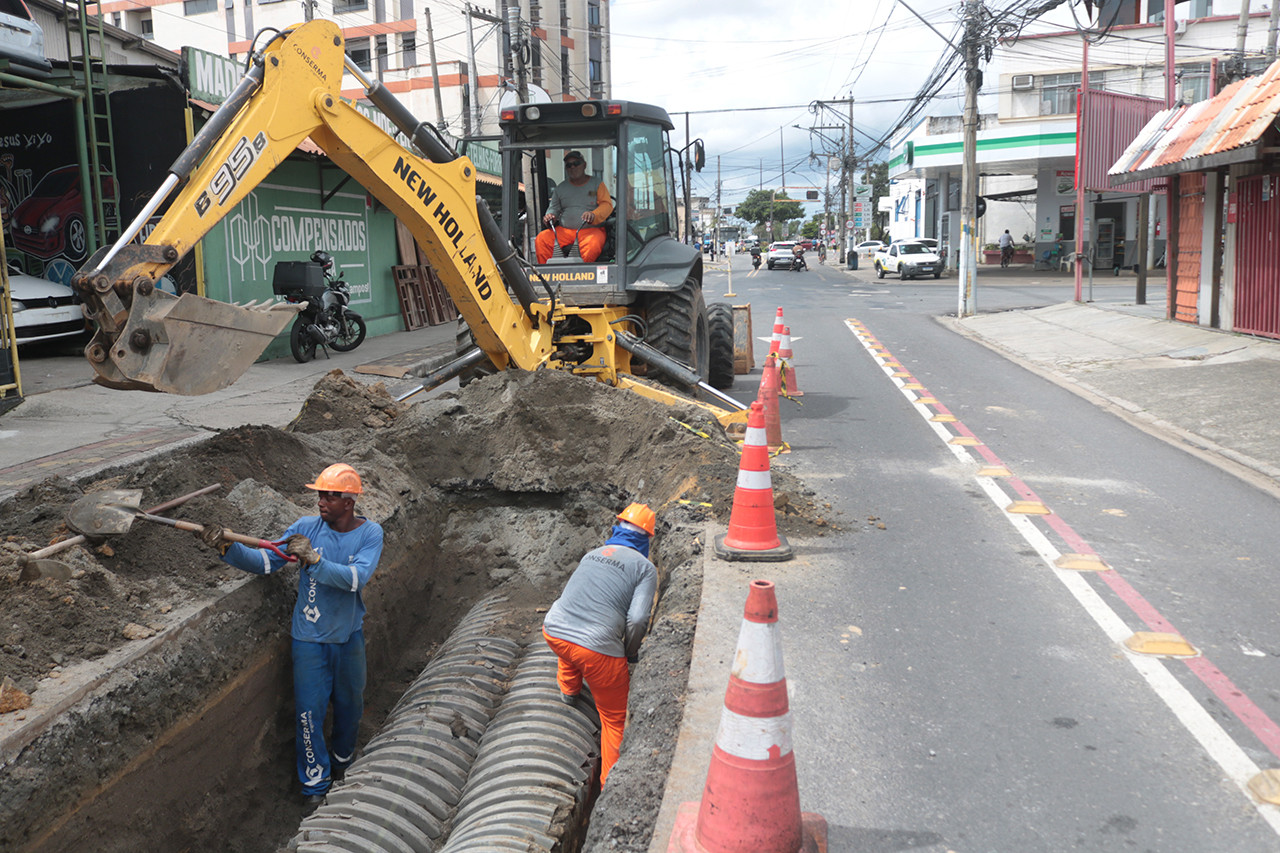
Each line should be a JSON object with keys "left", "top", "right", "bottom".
{"left": 70, "top": 19, "right": 743, "bottom": 422}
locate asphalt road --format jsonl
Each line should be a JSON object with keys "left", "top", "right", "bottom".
{"left": 702, "top": 255, "right": 1280, "bottom": 851}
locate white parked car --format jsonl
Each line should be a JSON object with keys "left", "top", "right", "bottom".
{"left": 855, "top": 240, "right": 884, "bottom": 255}
{"left": 873, "top": 241, "right": 942, "bottom": 280}
{"left": 5, "top": 263, "right": 86, "bottom": 345}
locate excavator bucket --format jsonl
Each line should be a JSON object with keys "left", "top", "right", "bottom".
{"left": 87, "top": 288, "right": 299, "bottom": 395}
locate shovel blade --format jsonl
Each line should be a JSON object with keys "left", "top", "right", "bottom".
{"left": 66, "top": 489, "right": 145, "bottom": 537}
{"left": 19, "top": 558, "right": 74, "bottom": 582}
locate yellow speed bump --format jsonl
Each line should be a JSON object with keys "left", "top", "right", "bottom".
{"left": 1055, "top": 553, "right": 1111, "bottom": 571}
{"left": 977, "top": 465, "right": 1011, "bottom": 477}
{"left": 1006, "top": 500, "right": 1050, "bottom": 515}
{"left": 902, "top": 382, "right": 924, "bottom": 390}
{"left": 930, "top": 414, "right": 957, "bottom": 423}
{"left": 1123, "top": 631, "right": 1198, "bottom": 657}
{"left": 948, "top": 436, "right": 982, "bottom": 446}
{"left": 1248, "top": 770, "right": 1280, "bottom": 805}
{"left": 891, "top": 371, "right": 911, "bottom": 378}
{"left": 916, "top": 396, "right": 938, "bottom": 404}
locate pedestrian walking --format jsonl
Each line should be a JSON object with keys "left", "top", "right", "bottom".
{"left": 542, "top": 503, "right": 658, "bottom": 786}
{"left": 196, "top": 462, "right": 384, "bottom": 811}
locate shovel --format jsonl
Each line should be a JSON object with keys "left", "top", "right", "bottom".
{"left": 18, "top": 483, "right": 222, "bottom": 582}
{"left": 66, "top": 489, "right": 298, "bottom": 562}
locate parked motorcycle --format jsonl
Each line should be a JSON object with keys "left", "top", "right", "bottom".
{"left": 272, "top": 250, "right": 367, "bottom": 364}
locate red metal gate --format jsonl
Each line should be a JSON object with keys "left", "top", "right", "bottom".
{"left": 1234, "top": 174, "right": 1280, "bottom": 339}
{"left": 1173, "top": 173, "right": 1204, "bottom": 324}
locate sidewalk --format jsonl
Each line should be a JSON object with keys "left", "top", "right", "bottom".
{"left": 0, "top": 322, "right": 458, "bottom": 500}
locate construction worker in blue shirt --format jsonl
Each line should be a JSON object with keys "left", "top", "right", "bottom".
{"left": 196, "top": 462, "right": 383, "bottom": 810}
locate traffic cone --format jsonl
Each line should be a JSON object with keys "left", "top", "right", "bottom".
{"left": 769, "top": 307, "right": 786, "bottom": 352}
{"left": 777, "top": 326, "right": 803, "bottom": 397}
{"left": 756, "top": 354, "right": 785, "bottom": 452}
{"left": 714, "top": 401, "right": 792, "bottom": 561}
{"left": 666, "top": 580, "right": 825, "bottom": 853}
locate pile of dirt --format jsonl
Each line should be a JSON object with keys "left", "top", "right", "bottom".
{"left": 0, "top": 368, "right": 832, "bottom": 852}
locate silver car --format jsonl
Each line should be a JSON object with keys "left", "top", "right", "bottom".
{"left": 0, "top": 0, "right": 51, "bottom": 76}
{"left": 5, "top": 263, "right": 86, "bottom": 345}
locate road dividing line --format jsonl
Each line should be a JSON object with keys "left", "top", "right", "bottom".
{"left": 844, "top": 317, "right": 1280, "bottom": 835}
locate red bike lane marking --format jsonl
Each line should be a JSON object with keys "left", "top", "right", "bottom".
{"left": 868, "top": 334, "right": 1280, "bottom": 762}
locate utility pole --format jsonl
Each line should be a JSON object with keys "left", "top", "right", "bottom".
{"left": 846, "top": 97, "right": 855, "bottom": 264}
{"left": 425, "top": 7, "right": 446, "bottom": 130}
{"left": 464, "top": 6, "right": 478, "bottom": 137}
{"left": 507, "top": 5, "right": 529, "bottom": 102}
{"left": 958, "top": 0, "right": 981, "bottom": 317}
{"left": 715, "top": 156, "right": 722, "bottom": 254}
{"left": 302, "top": 0, "right": 315, "bottom": 21}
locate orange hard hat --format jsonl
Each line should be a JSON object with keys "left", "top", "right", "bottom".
{"left": 306, "top": 462, "right": 363, "bottom": 495}
{"left": 616, "top": 502, "right": 655, "bottom": 536}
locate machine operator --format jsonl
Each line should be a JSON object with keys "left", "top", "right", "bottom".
{"left": 536, "top": 150, "right": 614, "bottom": 263}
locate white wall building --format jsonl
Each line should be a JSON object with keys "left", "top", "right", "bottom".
{"left": 888, "top": 0, "right": 1273, "bottom": 269}
{"left": 93, "top": 0, "right": 611, "bottom": 137}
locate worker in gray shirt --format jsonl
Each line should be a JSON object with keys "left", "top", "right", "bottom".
{"left": 542, "top": 503, "right": 658, "bottom": 785}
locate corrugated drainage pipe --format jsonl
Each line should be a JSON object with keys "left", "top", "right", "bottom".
{"left": 287, "top": 595, "right": 601, "bottom": 852}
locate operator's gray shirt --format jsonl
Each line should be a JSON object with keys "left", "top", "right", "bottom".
{"left": 543, "top": 544, "right": 657, "bottom": 659}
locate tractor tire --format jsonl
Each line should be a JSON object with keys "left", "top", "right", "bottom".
{"left": 644, "top": 277, "right": 710, "bottom": 388}
{"left": 455, "top": 316, "right": 499, "bottom": 387}
{"left": 707, "top": 302, "right": 735, "bottom": 390}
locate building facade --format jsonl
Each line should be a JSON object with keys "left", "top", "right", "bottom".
{"left": 93, "top": 0, "right": 611, "bottom": 137}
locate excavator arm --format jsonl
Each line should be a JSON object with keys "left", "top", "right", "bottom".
{"left": 72, "top": 19, "right": 551, "bottom": 394}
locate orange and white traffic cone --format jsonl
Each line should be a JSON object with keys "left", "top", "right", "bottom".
{"left": 777, "top": 326, "right": 803, "bottom": 397}
{"left": 714, "top": 400, "right": 792, "bottom": 561}
{"left": 756, "top": 354, "right": 785, "bottom": 452}
{"left": 666, "top": 580, "right": 825, "bottom": 853}
{"left": 769, "top": 307, "right": 786, "bottom": 353}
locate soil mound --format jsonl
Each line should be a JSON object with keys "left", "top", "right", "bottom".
{"left": 0, "top": 368, "right": 832, "bottom": 853}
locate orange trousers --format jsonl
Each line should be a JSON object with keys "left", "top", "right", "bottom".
{"left": 536, "top": 225, "right": 606, "bottom": 263}
{"left": 542, "top": 629, "right": 630, "bottom": 785}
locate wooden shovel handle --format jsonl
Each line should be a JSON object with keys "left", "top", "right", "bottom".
{"left": 21, "top": 483, "right": 222, "bottom": 563}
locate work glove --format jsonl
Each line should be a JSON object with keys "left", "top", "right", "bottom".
{"left": 286, "top": 533, "right": 321, "bottom": 565}
{"left": 198, "top": 524, "right": 230, "bottom": 556}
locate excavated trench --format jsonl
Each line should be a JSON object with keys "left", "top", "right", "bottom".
{"left": 0, "top": 369, "right": 831, "bottom": 853}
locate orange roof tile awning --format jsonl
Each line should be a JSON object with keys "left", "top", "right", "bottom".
{"left": 1108, "top": 58, "right": 1280, "bottom": 185}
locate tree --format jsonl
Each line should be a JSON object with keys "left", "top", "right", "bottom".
{"left": 734, "top": 189, "right": 804, "bottom": 231}
{"left": 801, "top": 213, "right": 825, "bottom": 239}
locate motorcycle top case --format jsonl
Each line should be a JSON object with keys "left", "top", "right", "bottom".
{"left": 272, "top": 261, "right": 327, "bottom": 299}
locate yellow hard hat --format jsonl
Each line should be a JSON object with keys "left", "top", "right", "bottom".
{"left": 306, "top": 463, "right": 363, "bottom": 495}
{"left": 616, "top": 503, "right": 655, "bottom": 536}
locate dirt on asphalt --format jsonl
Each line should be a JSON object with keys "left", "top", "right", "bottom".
{"left": 0, "top": 368, "right": 838, "bottom": 852}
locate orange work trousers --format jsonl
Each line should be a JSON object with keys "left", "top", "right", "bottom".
{"left": 536, "top": 225, "right": 606, "bottom": 263}
{"left": 542, "top": 629, "right": 630, "bottom": 785}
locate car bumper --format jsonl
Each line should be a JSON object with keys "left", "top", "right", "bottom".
{"left": 14, "top": 307, "right": 86, "bottom": 344}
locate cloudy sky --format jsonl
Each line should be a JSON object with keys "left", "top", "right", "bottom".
{"left": 606, "top": 0, "right": 1080, "bottom": 215}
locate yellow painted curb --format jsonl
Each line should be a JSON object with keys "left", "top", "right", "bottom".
{"left": 977, "top": 465, "right": 1011, "bottom": 477}
{"left": 1006, "top": 500, "right": 1050, "bottom": 515}
{"left": 1123, "top": 631, "right": 1198, "bottom": 657}
{"left": 1055, "top": 553, "right": 1110, "bottom": 571}
{"left": 1248, "top": 770, "right": 1280, "bottom": 805}
{"left": 930, "top": 414, "right": 958, "bottom": 422}
{"left": 948, "top": 436, "right": 982, "bottom": 446}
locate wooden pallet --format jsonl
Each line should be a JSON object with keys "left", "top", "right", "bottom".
{"left": 392, "top": 265, "right": 431, "bottom": 331}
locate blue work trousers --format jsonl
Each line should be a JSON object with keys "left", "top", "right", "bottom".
{"left": 292, "top": 632, "right": 366, "bottom": 795}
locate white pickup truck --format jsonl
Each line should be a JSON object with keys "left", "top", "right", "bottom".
{"left": 873, "top": 241, "right": 943, "bottom": 280}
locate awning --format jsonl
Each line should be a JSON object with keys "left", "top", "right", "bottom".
{"left": 1108, "top": 57, "right": 1280, "bottom": 185}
